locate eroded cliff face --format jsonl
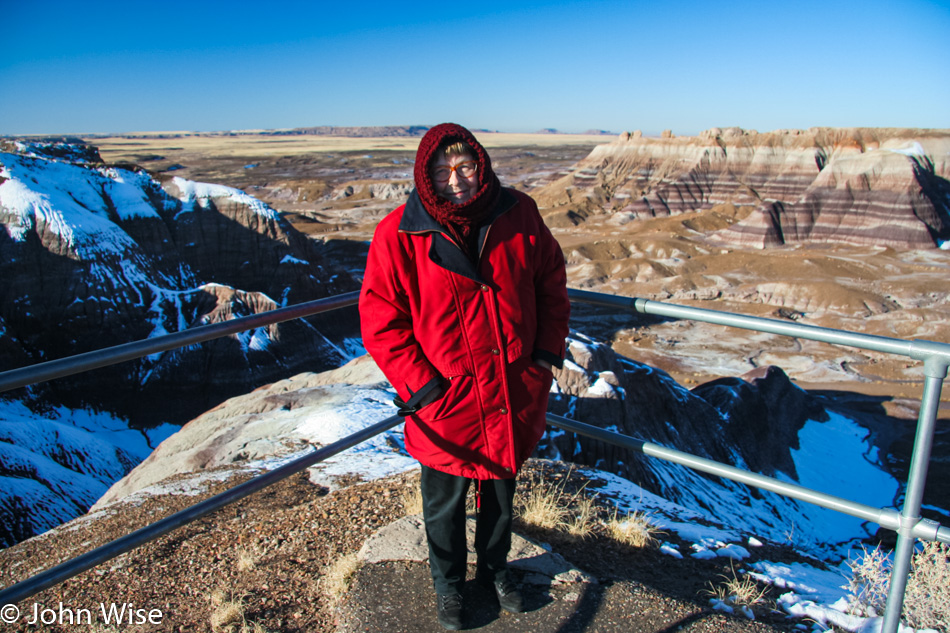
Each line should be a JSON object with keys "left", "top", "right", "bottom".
{"left": 534, "top": 127, "right": 950, "bottom": 250}
{"left": 0, "top": 140, "right": 358, "bottom": 426}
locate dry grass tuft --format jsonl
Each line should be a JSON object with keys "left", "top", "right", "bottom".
{"left": 320, "top": 552, "right": 361, "bottom": 604}
{"left": 208, "top": 590, "right": 274, "bottom": 632}
{"left": 564, "top": 491, "right": 599, "bottom": 538}
{"left": 210, "top": 589, "right": 245, "bottom": 632}
{"left": 236, "top": 543, "right": 264, "bottom": 573}
{"left": 703, "top": 564, "right": 769, "bottom": 619}
{"left": 605, "top": 508, "right": 660, "bottom": 548}
{"left": 517, "top": 469, "right": 571, "bottom": 530}
{"left": 401, "top": 480, "right": 423, "bottom": 516}
{"left": 518, "top": 465, "right": 662, "bottom": 546}
{"left": 847, "top": 542, "right": 950, "bottom": 630}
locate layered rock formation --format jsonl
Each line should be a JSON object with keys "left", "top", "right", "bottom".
{"left": 534, "top": 127, "right": 950, "bottom": 250}
{"left": 0, "top": 140, "right": 358, "bottom": 425}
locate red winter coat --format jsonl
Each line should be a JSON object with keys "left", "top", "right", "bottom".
{"left": 359, "top": 187, "right": 570, "bottom": 479}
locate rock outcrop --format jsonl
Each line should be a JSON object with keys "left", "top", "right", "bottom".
{"left": 92, "top": 355, "right": 392, "bottom": 509}
{"left": 0, "top": 140, "right": 358, "bottom": 425}
{"left": 534, "top": 127, "right": 950, "bottom": 249}
{"left": 538, "top": 335, "right": 911, "bottom": 555}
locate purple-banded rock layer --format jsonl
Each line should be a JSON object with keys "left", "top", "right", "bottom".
{"left": 534, "top": 127, "right": 950, "bottom": 250}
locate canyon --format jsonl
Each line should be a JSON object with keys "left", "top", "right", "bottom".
{"left": 2, "top": 126, "right": 948, "bottom": 553}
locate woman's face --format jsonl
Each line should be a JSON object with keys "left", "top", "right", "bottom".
{"left": 430, "top": 152, "right": 479, "bottom": 204}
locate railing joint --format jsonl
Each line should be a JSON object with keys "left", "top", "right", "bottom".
{"left": 909, "top": 339, "right": 950, "bottom": 378}
{"left": 910, "top": 517, "right": 941, "bottom": 542}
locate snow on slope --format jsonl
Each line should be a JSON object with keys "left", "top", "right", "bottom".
{"left": 0, "top": 400, "right": 176, "bottom": 546}
{"left": 171, "top": 177, "right": 279, "bottom": 221}
{"left": 0, "top": 149, "right": 201, "bottom": 338}
{"left": 1, "top": 145, "right": 338, "bottom": 545}
{"left": 0, "top": 153, "right": 161, "bottom": 255}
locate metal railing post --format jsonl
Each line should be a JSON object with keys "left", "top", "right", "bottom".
{"left": 880, "top": 354, "right": 948, "bottom": 633}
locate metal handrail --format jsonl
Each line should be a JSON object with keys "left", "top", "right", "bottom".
{"left": 545, "top": 414, "right": 950, "bottom": 545}
{"left": 0, "top": 291, "right": 361, "bottom": 394}
{"left": 569, "top": 288, "right": 949, "bottom": 633}
{"left": 1, "top": 287, "right": 947, "bottom": 633}
{"left": 568, "top": 288, "right": 950, "bottom": 366}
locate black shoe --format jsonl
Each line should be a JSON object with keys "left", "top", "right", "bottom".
{"left": 491, "top": 577, "right": 525, "bottom": 614}
{"left": 436, "top": 592, "right": 463, "bottom": 630}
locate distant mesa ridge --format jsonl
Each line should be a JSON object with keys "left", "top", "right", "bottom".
{"left": 265, "top": 125, "right": 431, "bottom": 137}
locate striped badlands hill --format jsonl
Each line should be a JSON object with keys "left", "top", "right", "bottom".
{"left": 533, "top": 127, "right": 950, "bottom": 250}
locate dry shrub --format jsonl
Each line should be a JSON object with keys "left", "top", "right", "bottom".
{"left": 320, "top": 552, "right": 361, "bottom": 604}
{"left": 846, "top": 546, "right": 890, "bottom": 617}
{"left": 903, "top": 541, "right": 950, "bottom": 629}
{"left": 605, "top": 508, "right": 660, "bottom": 548}
{"left": 704, "top": 564, "right": 769, "bottom": 619}
{"left": 846, "top": 542, "right": 950, "bottom": 630}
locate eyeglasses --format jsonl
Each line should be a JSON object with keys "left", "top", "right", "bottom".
{"left": 432, "top": 160, "right": 478, "bottom": 183}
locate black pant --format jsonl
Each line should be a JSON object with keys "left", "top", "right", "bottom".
{"left": 420, "top": 465, "right": 517, "bottom": 595}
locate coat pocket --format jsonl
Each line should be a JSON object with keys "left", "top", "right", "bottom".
{"left": 418, "top": 373, "right": 474, "bottom": 422}
{"left": 507, "top": 357, "right": 554, "bottom": 464}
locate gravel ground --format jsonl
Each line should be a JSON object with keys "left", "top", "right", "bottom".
{"left": 0, "top": 461, "right": 818, "bottom": 632}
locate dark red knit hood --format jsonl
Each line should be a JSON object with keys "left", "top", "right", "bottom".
{"left": 413, "top": 123, "right": 501, "bottom": 255}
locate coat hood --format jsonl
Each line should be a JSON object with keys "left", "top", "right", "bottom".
{"left": 412, "top": 123, "right": 502, "bottom": 257}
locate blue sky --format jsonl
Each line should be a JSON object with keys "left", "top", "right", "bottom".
{"left": 1, "top": 0, "right": 948, "bottom": 136}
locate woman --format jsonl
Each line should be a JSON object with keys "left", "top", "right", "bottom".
{"left": 359, "top": 123, "right": 570, "bottom": 630}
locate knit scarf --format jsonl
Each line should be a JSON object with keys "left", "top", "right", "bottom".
{"left": 413, "top": 123, "right": 502, "bottom": 261}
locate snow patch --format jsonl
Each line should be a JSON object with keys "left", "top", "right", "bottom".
{"left": 172, "top": 177, "right": 279, "bottom": 221}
